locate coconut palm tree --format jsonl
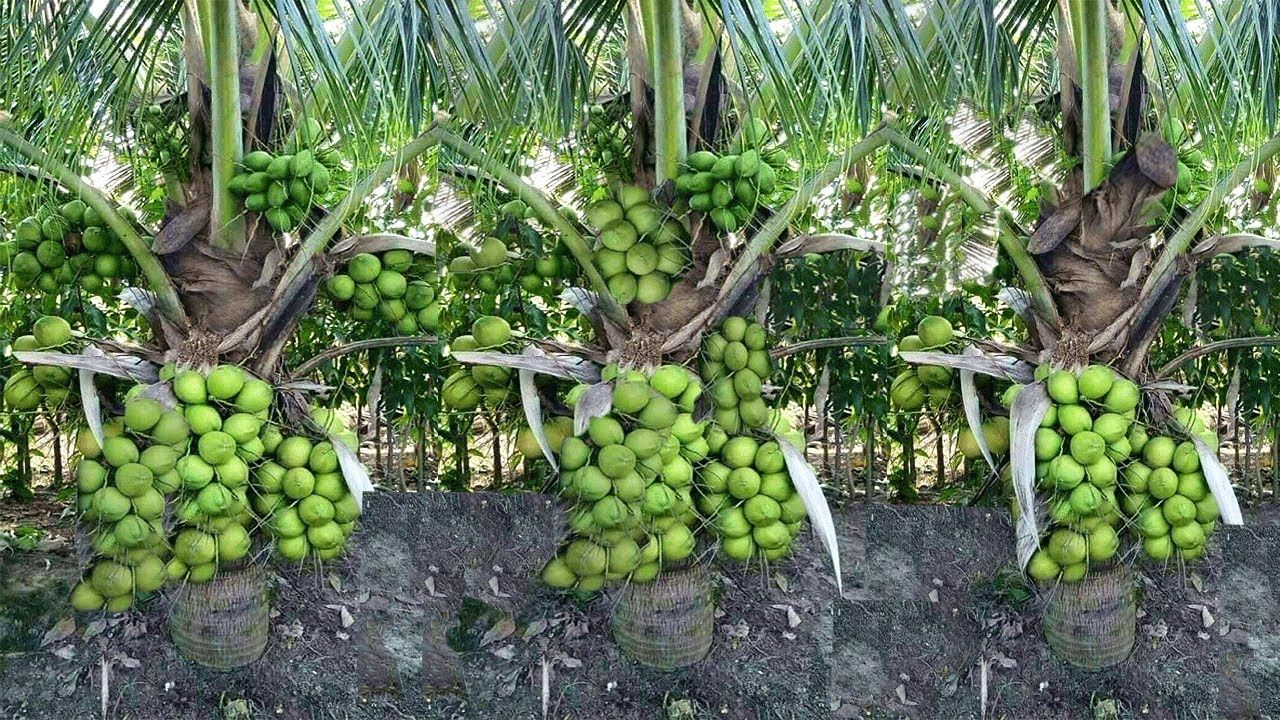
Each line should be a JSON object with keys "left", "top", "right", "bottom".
{"left": 882, "top": 0, "right": 1280, "bottom": 568}
{"left": 0, "top": 0, "right": 952, "bottom": 385}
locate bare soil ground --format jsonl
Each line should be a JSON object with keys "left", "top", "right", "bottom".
{"left": 1, "top": 488, "right": 1276, "bottom": 720}
{"left": 832, "top": 504, "right": 1258, "bottom": 720}
{"left": 352, "top": 492, "right": 867, "bottom": 720}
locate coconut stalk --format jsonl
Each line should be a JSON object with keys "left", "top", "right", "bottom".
{"left": 204, "top": 0, "right": 246, "bottom": 251}
{"left": 648, "top": 0, "right": 687, "bottom": 185}
{"left": 1071, "top": 0, "right": 1111, "bottom": 192}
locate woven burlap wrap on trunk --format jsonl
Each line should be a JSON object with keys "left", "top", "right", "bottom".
{"left": 1043, "top": 563, "right": 1136, "bottom": 670}
{"left": 169, "top": 566, "right": 269, "bottom": 669}
{"left": 611, "top": 566, "right": 714, "bottom": 670}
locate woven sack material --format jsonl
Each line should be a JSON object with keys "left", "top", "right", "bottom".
{"left": 170, "top": 566, "right": 269, "bottom": 670}
{"left": 612, "top": 566, "right": 714, "bottom": 671}
{"left": 1044, "top": 563, "right": 1136, "bottom": 670}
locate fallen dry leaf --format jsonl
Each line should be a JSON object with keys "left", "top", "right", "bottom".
{"left": 490, "top": 644, "right": 516, "bottom": 661}
{"left": 82, "top": 619, "right": 108, "bottom": 640}
{"left": 523, "top": 619, "right": 549, "bottom": 640}
{"left": 51, "top": 645, "right": 76, "bottom": 661}
{"left": 489, "top": 576, "right": 512, "bottom": 598}
{"left": 42, "top": 617, "right": 76, "bottom": 648}
{"left": 480, "top": 617, "right": 516, "bottom": 647}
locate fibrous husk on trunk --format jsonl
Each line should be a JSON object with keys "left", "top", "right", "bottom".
{"left": 162, "top": 238, "right": 277, "bottom": 338}
{"left": 1030, "top": 133, "right": 1177, "bottom": 348}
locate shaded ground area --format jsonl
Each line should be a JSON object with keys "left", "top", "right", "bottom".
{"left": 352, "top": 491, "right": 865, "bottom": 720}
{"left": 832, "top": 505, "right": 1231, "bottom": 719}
{"left": 0, "top": 494, "right": 1275, "bottom": 719}
{"left": 1220, "top": 505, "right": 1280, "bottom": 719}
{"left": 0, "top": 548, "right": 363, "bottom": 720}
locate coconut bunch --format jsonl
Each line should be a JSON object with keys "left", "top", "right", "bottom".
{"left": 2, "top": 200, "right": 139, "bottom": 295}
{"left": 1121, "top": 405, "right": 1221, "bottom": 564}
{"left": 584, "top": 184, "right": 690, "bottom": 305}
{"left": 441, "top": 316, "right": 517, "bottom": 411}
{"left": 699, "top": 434, "right": 808, "bottom": 563}
{"left": 1160, "top": 118, "right": 1210, "bottom": 205}
{"left": 889, "top": 315, "right": 958, "bottom": 411}
{"left": 700, "top": 316, "right": 778, "bottom": 434}
{"left": 674, "top": 119, "right": 787, "bottom": 233}
{"left": 254, "top": 406, "right": 361, "bottom": 564}
{"left": 695, "top": 316, "right": 808, "bottom": 563}
{"left": 581, "top": 103, "right": 631, "bottom": 176}
{"left": 68, "top": 416, "right": 176, "bottom": 613}
{"left": 446, "top": 228, "right": 575, "bottom": 297}
{"left": 325, "top": 249, "right": 442, "bottom": 335}
{"left": 134, "top": 103, "right": 189, "bottom": 182}
{"left": 540, "top": 363, "right": 707, "bottom": 593}
{"left": 1016, "top": 365, "right": 1138, "bottom": 584}
{"left": 3, "top": 316, "right": 78, "bottom": 410}
{"left": 147, "top": 365, "right": 278, "bottom": 585}
{"left": 228, "top": 118, "right": 340, "bottom": 233}
{"left": 1010, "top": 364, "right": 1222, "bottom": 584}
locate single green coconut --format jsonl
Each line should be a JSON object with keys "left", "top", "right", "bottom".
{"left": 206, "top": 365, "right": 246, "bottom": 400}
{"left": 1076, "top": 365, "right": 1114, "bottom": 401}
{"left": 123, "top": 397, "right": 164, "bottom": 433}
{"left": 1046, "top": 371, "right": 1078, "bottom": 405}
{"left": 282, "top": 467, "right": 317, "bottom": 499}
{"left": 916, "top": 315, "right": 954, "bottom": 348}
{"left": 184, "top": 404, "right": 222, "bottom": 435}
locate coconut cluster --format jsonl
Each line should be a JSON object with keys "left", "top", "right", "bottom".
{"left": 4, "top": 316, "right": 76, "bottom": 410}
{"left": 67, "top": 366, "right": 363, "bottom": 613}
{"left": 700, "top": 316, "right": 777, "bottom": 433}
{"left": 254, "top": 407, "right": 361, "bottom": 563}
{"left": 541, "top": 364, "right": 707, "bottom": 592}
{"left": 440, "top": 316, "right": 516, "bottom": 411}
{"left": 134, "top": 103, "right": 189, "bottom": 182}
{"left": 581, "top": 103, "right": 631, "bottom": 175}
{"left": 446, "top": 228, "right": 575, "bottom": 296}
{"left": 1016, "top": 365, "right": 1221, "bottom": 584}
{"left": 228, "top": 118, "right": 340, "bottom": 233}
{"left": 159, "top": 365, "right": 278, "bottom": 584}
{"left": 889, "top": 315, "right": 957, "bottom": 411}
{"left": 70, "top": 416, "right": 175, "bottom": 613}
{"left": 584, "top": 185, "right": 689, "bottom": 305}
{"left": 1120, "top": 406, "right": 1221, "bottom": 564}
{"left": 674, "top": 119, "right": 786, "bottom": 233}
{"left": 3, "top": 200, "right": 139, "bottom": 295}
{"left": 697, "top": 315, "right": 808, "bottom": 562}
{"left": 325, "top": 249, "right": 441, "bottom": 335}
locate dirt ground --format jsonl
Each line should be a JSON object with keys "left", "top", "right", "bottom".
{"left": 1, "top": 491, "right": 1277, "bottom": 720}
{"left": 834, "top": 504, "right": 1273, "bottom": 720}
{"left": 351, "top": 492, "right": 868, "bottom": 720}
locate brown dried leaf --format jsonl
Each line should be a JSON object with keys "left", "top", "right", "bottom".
{"left": 42, "top": 617, "right": 75, "bottom": 647}
{"left": 480, "top": 617, "right": 516, "bottom": 647}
